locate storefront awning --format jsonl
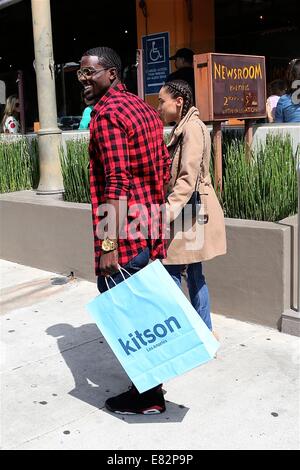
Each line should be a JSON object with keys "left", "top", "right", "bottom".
{"left": 0, "top": 0, "right": 23, "bottom": 10}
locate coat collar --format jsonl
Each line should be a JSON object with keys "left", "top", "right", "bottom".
{"left": 167, "top": 106, "right": 200, "bottom": 147}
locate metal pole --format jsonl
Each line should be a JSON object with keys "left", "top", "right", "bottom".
{"left": 17, "top": 70, "right": 25, "bottom": 134}
{"left": 136, "top": 49, "right": 145, "bottom": 100}
{"left": 61, "top": 64, "right": 67, "bottom": 116}
{"left": 31, "top": 0, "right": 64, "bottom": 196}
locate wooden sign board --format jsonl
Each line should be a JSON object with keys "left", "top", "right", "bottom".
{"left": 194, "top": 53, "right": 266, "bottom": 122}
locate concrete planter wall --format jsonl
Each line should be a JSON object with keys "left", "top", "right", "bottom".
{"left": 0, "top": 190, "right": 298, "bottom": 332}
{"left": 203, "top": 216, "right": 297, "bottom": 330}
{"left": 0, "top": 191, "right": 95, "bottom": 282}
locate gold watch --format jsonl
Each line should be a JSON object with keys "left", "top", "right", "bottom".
{"left": 102, "top": 238, "right": 118, "bottom": 252}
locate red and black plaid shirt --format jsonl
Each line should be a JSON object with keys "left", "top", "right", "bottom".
{"left": 89, "top": 83, "right": 170, "bottom": 275}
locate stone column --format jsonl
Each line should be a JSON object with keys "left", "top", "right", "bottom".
{"left": 31, "top": 0, "right": 64, "bottom": 195}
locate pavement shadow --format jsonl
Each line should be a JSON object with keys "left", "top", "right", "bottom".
{"left": 46, "top": 323, "right": 189, "bottom": 423}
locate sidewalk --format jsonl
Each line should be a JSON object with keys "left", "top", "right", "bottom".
{"left": 1, "top": 259, "right": 299, "bottom": 450}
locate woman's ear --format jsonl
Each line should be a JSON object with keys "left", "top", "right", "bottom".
{"left": 176, "top": 96, "right": 184, "bottom": 108}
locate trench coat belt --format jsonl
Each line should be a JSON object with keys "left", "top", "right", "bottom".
{"left": 198, "top": 175, "right": 211, "bottom": 221}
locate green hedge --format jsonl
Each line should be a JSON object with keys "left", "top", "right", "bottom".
{"left": 221, "top": 134, "right": 298, "bottom": 221}
{"left": 1, "top": 134, "right": 298, "bottom": 223}
{"left": 0, "top": 138, "right": 39, "bottom": 193}
{"left": 60, "top": 139, "right": 90, "bottom": 203}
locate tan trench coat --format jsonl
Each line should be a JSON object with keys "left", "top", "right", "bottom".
{"left": 163, "top": 106, "right": 226, "bottom": 265}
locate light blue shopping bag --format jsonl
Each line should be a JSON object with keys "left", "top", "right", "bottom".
{"left": 86, "top": 260, "right": 219, "bottom": 393}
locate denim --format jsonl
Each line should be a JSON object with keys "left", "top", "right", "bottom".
{"left": 164, "top": 262, "right": 212, "bottom": 330}
{"left": 275, "top": 94, "right": 300, "bottom": 123}
{"left": 97, "top": 247, "right": 150, "bottom": 294}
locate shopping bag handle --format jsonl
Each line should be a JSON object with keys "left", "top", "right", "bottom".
{"left": 118, "top": 265, "right": 132, "bottom": 280}
{"left": 104, "top": 265, "right": 132, "bottom": 290}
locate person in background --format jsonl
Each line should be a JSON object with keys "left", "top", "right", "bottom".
{"left": 79, "top": 100, "right": 94, "bottom": 130}
{"left": 275, "top": 58, "right": 300, "bottom": 123}
{"left": 158, "top": 79, "right": 226, "bottom": 332}
{"left": 1, "top": 95, "right": 20, "bottom": 133}
{"left": 266, "top": 79, "right": 286, "bottom": 122}
{"left": 166, "top": 48, "right": 195, "bottom": 101}
{"left": 122, "top": 63, "right": 138, "bottom": 94}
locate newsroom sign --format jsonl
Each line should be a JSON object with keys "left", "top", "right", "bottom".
{"left": 211, "top": 54, "right": 266, "bottom": 120}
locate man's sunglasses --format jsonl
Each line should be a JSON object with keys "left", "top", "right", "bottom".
{"left": 77, "top": 67, "right": 110, "bottom": 80}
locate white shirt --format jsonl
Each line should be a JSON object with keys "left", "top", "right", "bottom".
{"left": 3, "top": 116, "right": 20, "bottom": 134}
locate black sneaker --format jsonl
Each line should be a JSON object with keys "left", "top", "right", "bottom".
{"left": 105, "top": 384, "right": 166, "bottom": 415}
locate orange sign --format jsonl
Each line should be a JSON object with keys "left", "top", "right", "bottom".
{"left": 194, "top": 53, "right": 267, "bottom": 122}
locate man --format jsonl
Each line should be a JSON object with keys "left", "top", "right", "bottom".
{"left": 78, "top": 47, "right": 170, "bottom": 414}
{"left": 166, "top": 48, "right": 195, "bottom": 101}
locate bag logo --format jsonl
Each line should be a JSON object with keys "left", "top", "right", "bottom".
{"left": 118, "top": 316, "right": 182, "bottom": 356}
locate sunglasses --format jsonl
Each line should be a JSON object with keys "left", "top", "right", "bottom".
{"left": 77, "top": 67, "right": 110, "bottom": 80}
{"left": 15, "top": 103, "right": 20, "bottom": 107}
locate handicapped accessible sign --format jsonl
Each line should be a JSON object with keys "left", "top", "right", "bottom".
{"left": 142, "top": 32, "right": 170, "bottom": 95}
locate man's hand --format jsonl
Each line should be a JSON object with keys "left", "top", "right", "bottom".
{"left": 100, "top": 250, "right": 119, "bottom": 277}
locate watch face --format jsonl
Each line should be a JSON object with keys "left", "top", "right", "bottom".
{"left": 102, "top": 239, "right": 116, "bottom": 251}
{"left": 102, "top": 239, "right": 110, "bottom": 251}
{"left": 102, "top": 239, "right": 107, "bottom": 251}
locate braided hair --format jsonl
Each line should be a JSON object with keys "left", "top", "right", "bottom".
{"left": 83, "top": 47, "right": 122, "bottom": 79}
{"left": 163, "top": 79, "right": 193, "bottom": 119}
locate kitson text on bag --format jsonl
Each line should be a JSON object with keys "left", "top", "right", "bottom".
{"left": 118, "top": 316, "right": 182, "bottom": 356}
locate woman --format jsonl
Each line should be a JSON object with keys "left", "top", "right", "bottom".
{"left": 275, "top": 58, "right": 300, "bottom": 123}
{"left": 1, "top": 95, "right": 20, "bottom": 134}
{"left": 158, "top": 79, "right": 226, "bottom": 330}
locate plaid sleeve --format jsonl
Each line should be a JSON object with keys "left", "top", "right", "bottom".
{"left": 96, "top": 113, "right": 131, "bottom": 199}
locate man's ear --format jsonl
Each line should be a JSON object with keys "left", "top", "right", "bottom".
{"left": 109, "top": 68, "right": 118, "bottom": 82}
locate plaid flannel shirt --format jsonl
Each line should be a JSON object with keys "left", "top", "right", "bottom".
{"left": 89, "top": 83, "right": 170, "bottom": 275}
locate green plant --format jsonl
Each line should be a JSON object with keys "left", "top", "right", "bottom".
{"left": 3, "top": 131, "right": 295, "bottom": 224}
{"left": 221, "top": 134, "right": 298, "bottom": 221}
{"left": 28, "top": 138, "right": 39, "bottom": 189}
{"left": 0, "top": 138, "right": 36, "bottom": 193}
{"left": 60, "top": 139, "right": 90, "bottom": 203}
{"left": 163, "top": 129, "right": 172, "bottom": 145}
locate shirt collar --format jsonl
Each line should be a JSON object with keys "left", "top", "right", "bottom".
{"left": 91, "top": 83, "right": 127, "bottom": 116}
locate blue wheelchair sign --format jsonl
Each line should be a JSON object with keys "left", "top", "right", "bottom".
{"left": 146, "top": 37, "right": 165, "bottom": 65}
{"left": 142, "top": 32, "right": 170, "bottom": 95}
